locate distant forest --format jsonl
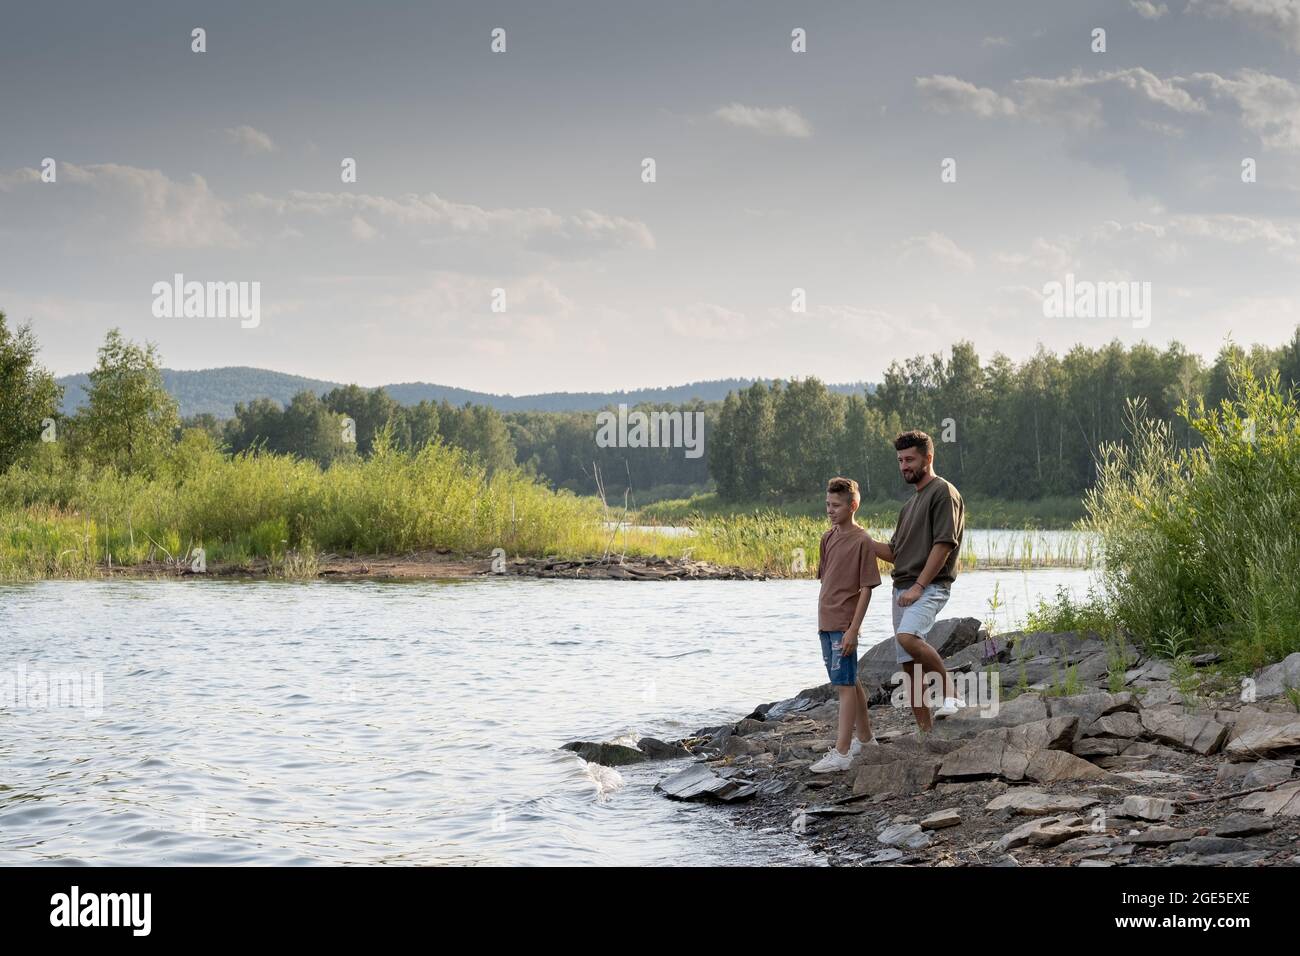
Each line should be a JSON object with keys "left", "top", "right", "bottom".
{"left": 178, "top": 330, "right": 1300, "bottom": 504}
{"left": 15, "top": 318, "right": 1300, "bottom": 505}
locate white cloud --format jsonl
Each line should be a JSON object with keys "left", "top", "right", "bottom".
{"left": 224, "top": 125, "right": 277, "bottom": 154}
{"left": 664, "top": 302, "right": 748, "bottom": 340}
{"left": 916, "top": 67, "right": 1300, "bottom": 152}
{"left": 713, "top": 103, "right": 812, "bottom": 137}
{"left": 1185, "top": 70, "right": 1300, "bottom": 150}
{"left": 996, "top": 237, "right": 1079, "bottom": 275}
{"left": 254, "top": 189, "right": 655, "bottom": 253}
{"left": 349, "top": 216, "right": 379, "bottom": 242}
{"left": 1012, "top": 69, "right": 1205, "bottom": 124}
{"left": 916, "top": 75, "right": 1016, "bottom": 117}
{"left": 0, "top": 162, "right": 241, "bottom": 248}
{"left": 900, "top": 233, "right": 975, "bottom": 272}
{"left": 1129, "top": 1, "right": 1169, "bottom": 19}
{"left": 981, "top": 35, "right": 1013, "bottom": 47}
{"left": 1189, "top": 0, "right": 1300, "bottom": 50}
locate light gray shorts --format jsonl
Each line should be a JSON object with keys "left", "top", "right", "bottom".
{"left": 892, "top": 583, "right": 951, "bottom": 663}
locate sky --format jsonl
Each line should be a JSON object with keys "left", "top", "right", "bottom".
{"left": 2, "top": 0, "right": 1299, "bottom": 394}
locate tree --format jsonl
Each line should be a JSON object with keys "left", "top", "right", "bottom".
{"left": 0, "top": 311, "right": 63, "bottom": 472}
{"left": 74, "top": 329, "right": 178, "bottom": 474}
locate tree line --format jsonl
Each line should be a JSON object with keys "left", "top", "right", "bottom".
{"left": 3, "top": 310, "right": 1297, "bottom": 505}
{"left": 709, "top": 333, "right": 1300, "bottom": 502}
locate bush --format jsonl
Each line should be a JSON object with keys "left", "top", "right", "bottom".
{"left": 1085, "top": 361, "right": 1300, "bottom": 671}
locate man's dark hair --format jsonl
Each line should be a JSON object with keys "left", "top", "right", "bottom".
{"left": 894, "top": 430, "right": 933, "bottom": 456}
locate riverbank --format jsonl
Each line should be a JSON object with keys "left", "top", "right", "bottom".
{"left": 81, "top": 550, "right": 766, "bottom": 581}
{"left": 568, "top": 623, "right": 1300, "bottom": 866}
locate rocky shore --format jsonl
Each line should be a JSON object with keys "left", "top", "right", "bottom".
{"left": 566, "top": 621, "right": 1300, "bottom": 866}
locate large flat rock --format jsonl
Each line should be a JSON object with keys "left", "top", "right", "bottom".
{"left": 1225, "top": 709, "right": 1300, "bottom": 761}
{"left": 939, "top": 715, "right": 1079, "bottom": 781}
{"left": 1140, "top": 708, "right": 1228, "bottom": 755}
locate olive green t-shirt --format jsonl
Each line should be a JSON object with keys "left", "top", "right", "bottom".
{"left": 889, "top": 476, "right": 964, "bottom": 589}
{"left": 817, "top": 523, "right": 882, "bottom": 631}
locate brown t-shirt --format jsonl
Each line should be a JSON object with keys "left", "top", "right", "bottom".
{"left": 817, "top": 524, "right": 882, "bottom": 631}
{"left": 889, "top": 475, "right": 965, "bottom": 589}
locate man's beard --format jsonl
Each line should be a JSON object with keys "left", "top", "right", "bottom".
{"left": 903, "top": 469, "right": 921, "bottom": 484}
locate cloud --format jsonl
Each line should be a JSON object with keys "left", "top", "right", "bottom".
{"left": 1129, "top": 0, "right": 1169, "bottom": 19}
{"left": 224, "top": 125, "right": 277, "bottom": 154}
{"left": 900, "top": 233, "right": 976, "bottom": 272}
{"left": 663, "top": 302, "right": 749, "bottom": 340}
{"left": 713, "top": 103, "right": 812, "bottom": 137}
{"left": 1184, "top": 70, "right": 1300, "bottom": 151}
{"left": 252, "top": 189, "right": 656, "bottom": 255}
{"left": 0, "top": 162, "right": 241, "bottom": 248}
{"left": 996, "top": 237, "right": 1079, "bottom": 275}
{"left": 349, "top": 216, "right": 379, "bottom": 242}
{"left": 981, "top": 35, "right": 1013, "bottom": 47}
{"left": 1012, "top": 69, "right": 1205, "bottom": 126}
{"left": 916, "top": 67, "right": 1300, "bottom": 153}
{"left": 916, "top": 76, "right": 1017, "bottom": 117}
{"left": 1188, "top": 0, "right": 1300, "bottom": 50}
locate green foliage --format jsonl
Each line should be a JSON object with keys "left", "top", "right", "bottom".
{"left": 1086, "top": 358, "right": 1300, "bottom": 671}
{"left": 1024, "top": 585, "right": 1114, "bottom": 634}
{"left": 0, "top": 312, "right": 63, "bottom": 472}
{"left": 74, "top": 329, "right": 179, "bottom": 476}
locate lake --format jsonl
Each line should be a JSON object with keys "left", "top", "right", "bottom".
{"left": 0, "top": 567, "right": 1096, "bottom": 865}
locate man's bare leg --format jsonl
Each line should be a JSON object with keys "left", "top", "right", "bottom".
{"left": 899, "top": 662, "right": 933, "bottom": 731}
{"left": 897, "top": 634, "right": 956, "bottom": 731}
{"left": 897, "top": 631, "right": 955, "bottom": 697}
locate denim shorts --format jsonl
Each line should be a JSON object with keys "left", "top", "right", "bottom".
{"left": 892, "top": 583, "right": 951, "bottom": 663}
{"left": 818, "top": 630, "right": 858, "bottom": 686}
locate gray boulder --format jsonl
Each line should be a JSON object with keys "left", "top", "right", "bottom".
{"left": 562, "top": 741, "right": 647, "bottom": 765}
{"left": 1254, "top": 652, "right": 1300, "bottom": 699}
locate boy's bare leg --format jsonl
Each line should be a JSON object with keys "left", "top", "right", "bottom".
{"left": 854, "top": 683, "right": 873, "bottom": 742}
{"left": 835, "top": 685, "right": 856, "bottom": 753}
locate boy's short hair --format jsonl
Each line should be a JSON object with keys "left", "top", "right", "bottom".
{"left": 826, "top": 476, "right": 860, "bottom": 507}
{"left": 894, "top": 430, "right": 933, "bottom": 456}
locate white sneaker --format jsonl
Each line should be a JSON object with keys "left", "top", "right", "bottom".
{"left": 809, "top": 747, "right": 854, "bottom": 773}
{"left": 848, "top": 735, "right": 878, "bottom": 756}
{"left": 934, "top": 696, "right": 966, "bottom": 718}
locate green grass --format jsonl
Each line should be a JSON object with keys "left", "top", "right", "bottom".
{"left": 0, "top": 435, "right": 614, "bottom": 577}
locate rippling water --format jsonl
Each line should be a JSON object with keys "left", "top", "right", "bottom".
{"left": 0, "top": 569, "right": 1095, "bottom": 865}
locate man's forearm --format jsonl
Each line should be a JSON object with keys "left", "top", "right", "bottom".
{"left": 874, "top": 541, "right": 895, "bottom": 563}
{"left": 914, "top": 543, "right": 954, "bottom": 587}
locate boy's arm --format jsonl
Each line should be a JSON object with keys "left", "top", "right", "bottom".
{"left": 841, "top": 586, "right": 872, "bottom": 654}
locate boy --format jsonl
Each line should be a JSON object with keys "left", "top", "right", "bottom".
{"left": 809, "top": 476, "right": 882, "bottom": 773}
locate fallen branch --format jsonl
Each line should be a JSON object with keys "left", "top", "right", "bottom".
{"left": 1175, "top": 781, "right": 1281, "bottom": 807}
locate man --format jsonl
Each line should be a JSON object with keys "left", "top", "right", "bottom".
{"left": 871, "top": 430, "right": 966, "bottom": 731}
